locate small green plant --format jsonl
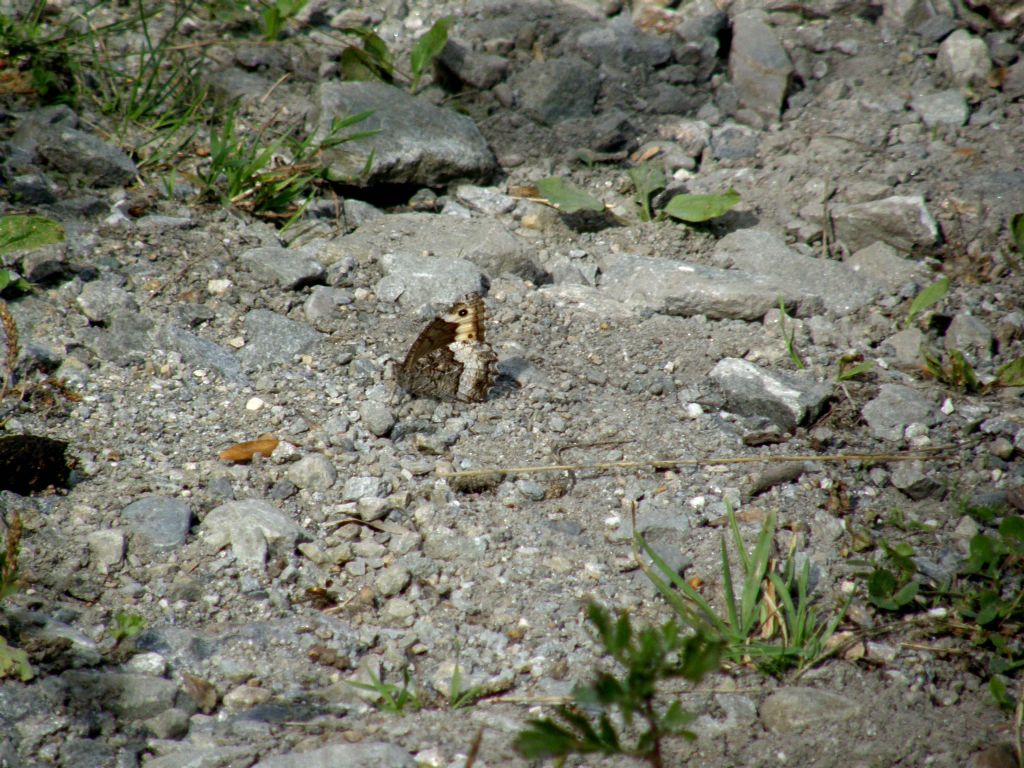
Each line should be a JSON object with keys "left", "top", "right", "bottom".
{"left": 348, "top": 666, "right": 422, "bottom": 713}
{"left": 777, "top": 297, "right": 805, "bottom": 370}
{"left": 637, "top": 504, "right": 847, "bottom": 676}
{"left": 628, "top": 162, "right": 666, "bottom": 222}
{"left": 906, "top": 276, "right": 950, "bottom": 327}
{"left": 662, "top": 188, "right": 740, "bottom": 223}
{"left": 339, "top": 16, "right": 453, "bottom": 93}
{"left": 835, "top": 353, "right": 875, "bottom": 382}
{"left": 859, "top": 515, "right": 1024, "bottom": 684}
{"left": 0, "top": 3, "right": 78, "bottom": 104}
{"left": 514, "top": 603, "right": 721, "bottom": 767}
{"left": 0, "top": 269, "right": 30, "bottom": 298}
{"left": 110, "top": 612, "right": 146, "bottom": 644}
{"left": 447, "top": 646, "right": 486, "bottom": 709}
{"left": 260, "top": 0, "right": 308, "bottom": 40}
{"left": 1010, "top": 213, "right": 1024, "bottom": 254}
{"left": 998, "top": 358, "right": 1024, "bottom": 387}
{"left": 922, "top": 347, "right": 980, "bottom": 393}
{"left": 535, "top": 176, "right": 605, "bottom": 213}
{"left": 0, "top": 512, "right": 33, "bottom": 681}
{"left": 195, "top": 107, "right": 375, "bottom": 225}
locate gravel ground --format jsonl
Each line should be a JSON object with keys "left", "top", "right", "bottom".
{"left": 1, "top": 0, "right": 1023, "bottom": 766}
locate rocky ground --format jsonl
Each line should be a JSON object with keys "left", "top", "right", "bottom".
{"left": 1, "top": 0, "right": 1024, "bottom": 766}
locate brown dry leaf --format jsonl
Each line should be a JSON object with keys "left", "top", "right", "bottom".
{"left": 631, "top": 145, "right": 661, "bottom": 163}
{"left": 182, "top": 672, "right": 218, "bottom": 713}
{"left": 687, "top": 576, "right": 703, "bottom": 589}
{"left": 218, "top": 435, "right": 279, "bottom": 463}
{"left": 952, "top": 146, "right": 977, "bottom": 158}
{"left": 508, "top": 184, "right": 540, "bottom": 199}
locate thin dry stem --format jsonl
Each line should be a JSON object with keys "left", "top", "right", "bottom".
{"left": 438, "top": 447, "right": 951, "bottom": 480}
{"left": 0, "top": 298, "right": 18, "bottom": 399}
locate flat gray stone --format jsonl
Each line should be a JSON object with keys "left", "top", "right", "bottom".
{"left": 598, "top": 253, "right": 821, "bottom": 320}
{"left": 304, "top": 286, "right": 352, "bottom": 329}
{"left": 140, "top": 746, "right": 258, "bottom": 768}
{"left": 359, "top": 401, "right": 395, "bottom": 437}
{"left": 510, "top": 56, "right": 599, "bottom": 125}
{"left": 844, "top": 241, "right": 931, "bottom": 293}
{"left": 336, "top": 212, "right": 540, "bottom": 283}
{"left": 708, "top": 358, "right": 832, "bottom": 430}
{"left": 61, "top": 671, "right": 178, "bottom": 719}
{"left": 712, "top": 229, "right": 879, "bottom": 315}
{"left": 252, "top": 742, "right": 415, "bottom": 768}
{"left": 121, "top": 496, "right": 192, "bottom": 552}
{"left": 575, "top": 16, "right": 672, "bottom": 70}
{"left": 237, "top": 310, "right": 323, "bottom": 370}
{"left": 155, "top": 324, "right": 247, "bottom": 385}
{"left": 729, "top": 11, "right": 792, "bottom": 122}
{"left": 239, "top": 246, "right": 325, "bottom": 290}
{"left": 944, "top": 313, "right": 993, "bottom": 361}
{"left": 87, "top": 529, "right": 126, "bottom": 573}
{"left": 861, "top": 384, "right": 936, "bottom": 441}
{"left": 891, "top": 460, "right": 944, "bottom": 500}
{"left": 201, "top": 500, "right": 309, "bottom": 568}
{"left": 760, "top": 686, "right": 862, "bottom": 732}
{"left": 883, "top": 327, "right": 927, "bottom": 367}
{"left": 910, "top": 89, "right": 969, "bottom": 127}
{"left": 831, "top": 195, "right": 939, "bottom": 253}
{"left": 710, "top": 122, "right": 760, "bottom": 160}
{"left": 376, "top": 253, "right": 486, "bottom": 310}
{"left": 77, "top": 281, "right": 138, "bottom": 323}
{"left": 286, "top": 454, "right": 337, "bottom": 491}
{"left": 314, "top": 81, "right": 496, "bottom": 187}
{"left": 34, "top": 126, "right": 138, "bottom": 186}
{"left": 342, "top": 476, "right": 389, "bottom": 502}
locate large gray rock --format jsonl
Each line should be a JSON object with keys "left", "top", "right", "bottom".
{"left": 33, "top": 126, "right": 138, "bottom": 186}
{"left": 314, "top": 82, "right": 497, "bottom": 186}
{"left": 155, "top": 324, "right": 247, "bottom": 386}
{"left": 599, "top": 253, "right": 822, "bottom": 320}
{"left": 728, "top": 11, "right": 792, "bottom": 123}
{"left": 910, "top": 89, "right": 969, "bottom": 127}
{"left": 844, "top": 242, "right": 931, "bottom": 293}
{"left": 376, "top": 253, "right": 487, "bottom": 310}
{"left": 201, "top": 500, "right": 310, "bottom": 568}
{"left": 510, "top": 56, "right": 599, "bottom": 125}
{"left": 239, "top": 246, "right": 325, "bottom": 290}
{"left": 121, "top": 497, "right": 192, "bottom": 553}
{"left": 336, "top": 212, "right": 541, "bottom": 282}
{"left": 237, "top": 310, "right": 323, "bottom": 370}
{"left": 712, "top": 229, "right": 880, "bottom": 315}
{"left": 861, "top": 384, "right": 936, "bottom": 441}
{"left": 61, "top": 671, "right": 178, "bottom": 719}
{"left": 830, "top": 195, "right": 939, "bottom": 253}
{"left": 708, "top": 358, "right": 832, "bottom": 431}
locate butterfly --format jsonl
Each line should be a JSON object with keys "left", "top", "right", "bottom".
{"left": 396, "top": 293, "right": 497, "bottom": 402}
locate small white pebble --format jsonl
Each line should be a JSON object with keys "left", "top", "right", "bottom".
{"left": 685, "top": 403, "right": 704, "bottom": 418}
{"left": 207, "top": 278, "right": 231, "bottom": 295}
{"left": 688, "top": 495, "right": 706, "bottom": 509}
{"left": 246, "top": 397, "right": 265, "bottom": 411}
{"left": 941, "top": 398, "right": 955, "bottom": 415}
{"left": 604, "top": 514, "right": 621, "bottom": 527}
{"left": 227, "top": 336, "right": 245, "bottom": 349}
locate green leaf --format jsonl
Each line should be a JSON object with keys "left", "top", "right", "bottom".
{"left": 513, "top": 718, "right": 581, "bottom": 758}
{"left": 663, "top": 188, "right": 740, "bottom": 223}
{"left": 1011, "top": 213, "right": 1024, "bottom": 253}
{"left": 989, "top": 676, "right": 1014, "bottom": 710}
{"left": 628, "top": 162, "right": 666, "bottom": 222}
{"left": 947, "top": 349, "right": 979, "bottom": 392}
{"left": 410, "top": 16, "right": 454, "bottom": 89}
{"left": 661, "top": 700, "right": 696, "bottom": 734}
{"left": 906, "top": 277, "right": 949, "bottom": 326}
{"left": 997, "top": 357, "right": 1024, "bottom": 386}
{"left": 836, "top": 360, "right": 875, "bottom": 381}
{"left": 535, "top": 177, "right": 605, "bottom": 213}
{"left": 0, "top": 215, "right": 65, "bottom": 254}
{"left": 0, "top": 637, "right": 33, "bottom": 682}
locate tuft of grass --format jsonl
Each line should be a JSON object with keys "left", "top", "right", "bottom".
{"left": 636, "top": 503, "right": 848, "bottom": 676}
{"left": 109, "top": 611, "right": 146, "bottom": 645}
{"left": 922, "top": 347, "right": 980, "bottom": 393}
{"left": 348, "top": 666, "right": 422, "bottom": 713}
{"left": 777, "top": 297, "right": 805, "bottom": 370}
{"left": 0, "top": 511, "right": 33, "bottom": 681}
{"left": 514, "top": 602, "right": 721, "bottom": 767}
{"left": 194, "top": 107, "right": 376, "bottom": 226}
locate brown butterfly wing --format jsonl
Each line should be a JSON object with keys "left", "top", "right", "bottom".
{"left": 396, "top": 294, "right": 496, "bottom": 402}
